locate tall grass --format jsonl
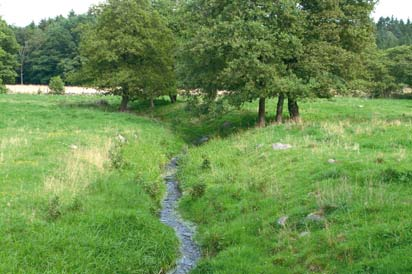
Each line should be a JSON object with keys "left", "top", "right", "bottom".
{"left": 0, "top": 94, "right": 183, "bottom": 273}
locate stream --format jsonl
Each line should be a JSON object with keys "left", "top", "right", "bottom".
{"left": 160, "top": 158, "right": 201, "bottom": 274}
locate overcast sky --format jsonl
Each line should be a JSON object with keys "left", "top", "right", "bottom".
{"left": 0, "top": 0, "right": 411, "bottom": 27}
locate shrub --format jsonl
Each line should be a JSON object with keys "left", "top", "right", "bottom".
{"left": 49, "top": 76, "right": 65, "bottom": 95}
{"left": 0, "top": 80, "right": 7, "bottom": 94}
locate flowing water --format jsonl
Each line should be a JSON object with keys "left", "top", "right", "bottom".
{"left": 160, "top": 158, "right": 201, "bottom": 274}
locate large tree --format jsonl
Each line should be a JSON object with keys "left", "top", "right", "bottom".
{"left": 179, "top": 0, "right": 376, "bottom": 125}
{"left": 0, "top": 18, "right": 19, "bottom": 85}
{"left": 78, "top": 0, "right": 176, "bottom": 111}
{"left": 278, "top": 0, "right": 377, "bottom": 121}
{"left": 179, "top": 0, "right": 303, "bottom": 127}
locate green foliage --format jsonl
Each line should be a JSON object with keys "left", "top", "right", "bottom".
{"left": 78, "top": 0, "right": 176, "bottom": 109}
{"left": 384, "top": 45, "right": 412, "bottom": 87}
{"left": 12, "top": 12, "right": 94, "bottom": 85}
{"left": 179, "top": 0, "right": 376, "bottom": 122}
{"left": 376, "top": 17, "right": 412, "bottom": 49}
{"left": 0, "top": 17, "right": 19, "bottom": 84}
{"left": 0, "top": 79, "right": 7, "bottom": 94}
{"left": 49, "top": 76, "right": 65, "bottom": 95}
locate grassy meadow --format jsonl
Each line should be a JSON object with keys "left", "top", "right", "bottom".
{"left": 1, "top": 94, "right": 412, "bottom": 273}
{"left": 0, "top": 94, "right": 183, "bottom": 273}
{"left": 137, "top": 97, "right": 412, "bottom": 273}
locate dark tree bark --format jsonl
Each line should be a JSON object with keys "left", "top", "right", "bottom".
{"left": 169, "top": 94, "right": 177, "bottom": 103}
{"left": 276, "top": 93, "right": 285, "bottom": 123}
{"left": 258, "top": 97, "right": 266, "bottom": 127}
{"left": 288, "top": 96, "right": 300, "bottom": 122}
{"left": 119, "top": 96, "right": 129, "bottom": 112}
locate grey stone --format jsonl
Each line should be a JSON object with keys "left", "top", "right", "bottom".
{"left": 299, "top": 231, "right": 311, "bottom": 238}
{"left": 69, "top": 144, "right": 78, "bottom": 150}
{"left": 195, "top": 136, "right": 209, "bottom": 146}
{"left": 117, "top": 134, "right": 127, "bottom": 143}
{"left": 306, "top": 213, "right": 325, "bottom": 222}
{"left": 272, "top": 143, "right": 292, "bottom": 150}
{"left": 277, "top": 216, "right": 288, "bottom": 227}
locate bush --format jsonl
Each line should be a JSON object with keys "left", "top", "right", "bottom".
{"left": 0, "top": 80, "right": 7, "bottom": 94}
{"left": 49, "top": 76, "right": 65, "bottom": 95}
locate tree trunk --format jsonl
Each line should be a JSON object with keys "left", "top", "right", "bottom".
{"left": 20, "top": 64, "right": 24, "bottom": 85}
{"left": 150, "top": 98, "right": 155, "bottom": 109}
{"left": 276, "top": 93, "right": 285, "bottom": 123}
{"left": 258, "top": 97, "right": 266, "bottom": 127}
{"left": 169, "top": 94, "right": 177, "bottom": 103}
{"left": 288, "top": 97, "right": 300, "bottom": 122}
{"left": 119, "top": 96, "right": 129, "bottom": 112}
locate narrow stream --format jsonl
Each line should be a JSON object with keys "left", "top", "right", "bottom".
{"left": 160, "top": 158, "right": 201, "bottom": 274}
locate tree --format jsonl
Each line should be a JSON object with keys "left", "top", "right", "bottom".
{"left": 0, "top": 18, "right": 19, "bottom": 85}
{"left": 78, "top": 0, "right": 176, "bottom": 111}
{"left": 384, "top": 45, "right": 412, "bottom": 87}
{"left": 49, "top": 76, "right": 65, "bottom": 95}
{"left": 274, "top": 0, "right": 376, "bottom": 121}
{"left": 13, "top": 12, "right": 94, "bottom": 85}
{"left": 179, "top": 0, "right": 303, "bottom": 127}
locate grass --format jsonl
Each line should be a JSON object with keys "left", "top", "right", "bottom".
{"left": 139, "top": 97, "right": 412, "bottom": 273}
{"left": 3, "top": 94, "right": 412, "bottom": 273}
{"left": 0, "top": 94, "right": 183, "bottom": 273}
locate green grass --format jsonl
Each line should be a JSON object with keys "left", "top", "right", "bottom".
{"left": 0, "top": 94, "right": 183, "bottom": 273}
{"left": 3, "top": 94, "right": 412, "bottom": 274}
{"left": 141, "top": 97, "right": 412, "bottom": 273}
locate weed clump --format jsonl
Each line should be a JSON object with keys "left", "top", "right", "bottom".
{"left": 109, "top": 141, "right": 125, "bottom": 169}
{"left": 381, "top": 168, "right": 412, "bottom": 184}
{"left": 49, "top": 76, "right": 65, "bottom": 95}
{"left": 189, "top": 182, "right": 207, "bottom": 199}
{"left": 201, "top": 155, "right": 211, "bottom": 170}
{"left": 46, "top": 196, "right": 61, "bottom": 221}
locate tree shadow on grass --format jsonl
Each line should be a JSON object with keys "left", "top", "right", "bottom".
{"left": 129, "top": 98, "right": 259, "bottom": 144}
{"left": 59, "top": 96, "right": 260, "bottom": 144}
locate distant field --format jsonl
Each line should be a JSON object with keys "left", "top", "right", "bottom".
{"left": 0, "top": 94, "right": 183, "bottom": 273}
{"left": 6, "top": 85, "right": 105, "bottom": 95}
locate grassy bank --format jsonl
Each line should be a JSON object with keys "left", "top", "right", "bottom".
{"left": 147, "top": 98, "right": 412, "bottom": 273}
{"left": 0, "top": 94, "right": 183, "bottom": 273}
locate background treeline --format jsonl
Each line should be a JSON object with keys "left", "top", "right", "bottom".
{"left": 0, "top": 1, "right": 411, "bottom": 110}
{"left": 12, "top": 11, "right": 95, "bottom": 85}
{"left": 376, "top": 17, "right": 412, "bottom": 49}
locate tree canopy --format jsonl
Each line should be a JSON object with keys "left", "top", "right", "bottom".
{"left": 77, "top": 0, "right": 176, "bottom": 111}
{"left": 0, "top": 17, "right": 19, "bottom": 85}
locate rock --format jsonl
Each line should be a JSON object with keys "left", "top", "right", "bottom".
{"left": 222, "top": 121, "right": 233, "bottom": 129}
{"left": 277, "top": 216, "right": 288, "bottom": 227}
{"left": 95, "top": 99, "right": 109, "bottom": 106}
{"left": 69, "top": 144, "right": 78, "bottom": 150}
{"left": 306, "top": 213, "right": 325, "bottom": 223}
{"left": 299, "top": 231, "right": 310, "bottom": 238}
{"left": 328, "top": 159, "right": 337, "bottom": 164}
{"left": 272, "top": 143, "right": 292, "bottom": 150}
{"left": 195, "top": 136, "right": 209, "bottom": 146}
{"left": 117, "top": 134, "right": 127, "bottom": 143}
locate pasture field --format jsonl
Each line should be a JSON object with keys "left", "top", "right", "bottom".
{"left": 2, "top": 94, "right": 412, "bottom": 273}
{"left": 0, "top": 94, "right": 182, "bottom": 273}
{"left": 139, "top": 97, "right": 412, "bottom": 273}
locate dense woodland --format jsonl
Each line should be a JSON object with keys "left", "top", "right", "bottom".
{"left": 0, "top": 0, "right": 411, "bottom": 123}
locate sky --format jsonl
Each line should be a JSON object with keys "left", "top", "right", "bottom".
{"left": 0, "top": 0, "right": 411, "bottom": 27}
